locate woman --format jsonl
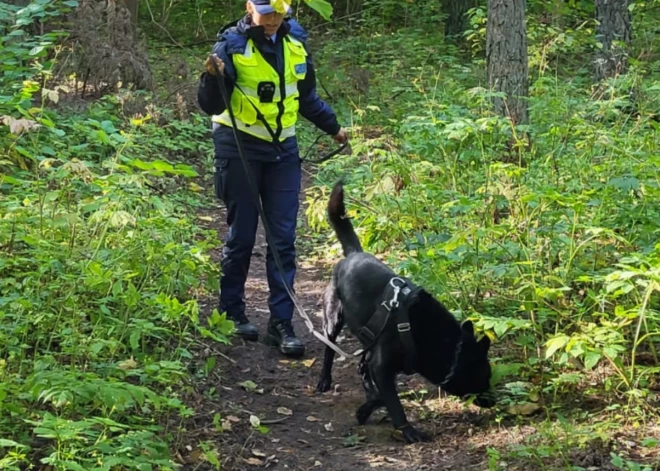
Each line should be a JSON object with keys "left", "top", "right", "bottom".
{"left": 197, "top": 0, "right": 347, "bottom": 357}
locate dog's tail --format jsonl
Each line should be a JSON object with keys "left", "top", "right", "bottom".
{"left": 327, "top": 180, "right": 363, "bottom": 257}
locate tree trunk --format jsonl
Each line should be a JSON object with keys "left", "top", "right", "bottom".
{"left": 594, "top": 0, "right": 631, "bottom": 80}
{"left": 486, "top": 0, "right": 529, "bottom": 125}
{"left": 120, "top": 0, "right": 139, "bottom": 28}
{"left": 442, "top": 0, "right": 477, "bottom": 41}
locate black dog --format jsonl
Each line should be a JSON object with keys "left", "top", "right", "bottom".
{"left": 316, "top": 181, "right": 495, "bottom": 443}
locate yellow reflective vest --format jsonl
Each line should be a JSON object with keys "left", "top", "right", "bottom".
{"left": 212, "top": 35, "right": 308, "bottom": 142}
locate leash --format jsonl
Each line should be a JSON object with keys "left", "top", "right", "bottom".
{"left": 301, "top": 133, "right": 349, "bottom": 164}
{"left": 209, "top": 57, "right": 357, "bottom": 360}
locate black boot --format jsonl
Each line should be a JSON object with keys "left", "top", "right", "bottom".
{"left": 266, "top": 318, "right": 305, "bottom": 357}
{"left": 227, "top": 312, "right": 258, "bottom": 341}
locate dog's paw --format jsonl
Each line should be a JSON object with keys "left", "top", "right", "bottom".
{"left": 315, "top": 377, "right": 332, "bottom": 393}
{"left": 356, "top": 399, "right": 384, "bottom": 425}
{"left": 398, "top": 425, "right": 431, "bottom": 444}
{"left": 356, "top": 403, "right": 374, "bottom": 425}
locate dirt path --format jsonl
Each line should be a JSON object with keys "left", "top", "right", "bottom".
{"left": 179, "top": 168, "right": 520, "bottom": 471}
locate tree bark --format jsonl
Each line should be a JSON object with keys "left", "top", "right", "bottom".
{"left": 442, "top": 0, "right": 477, "bottom": 41}
{"left": 486, "top": 0, "right": 529, "bottom": 125}
{"left": 120, "top": 0, "right": 139, "bottom": 28}
{"left": 594, "top": 0, "right": 631, "bottom": 80}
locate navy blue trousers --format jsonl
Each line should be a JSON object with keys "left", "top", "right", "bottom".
{"left": 214, "top": 157, "right": 301, "bottom": 321}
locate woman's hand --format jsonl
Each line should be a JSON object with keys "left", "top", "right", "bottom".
{"left": 332, "top": 128, "right": 348, "bottom": 144}
{"left": 205, "top": 54, "right": 225, "bottom": 76}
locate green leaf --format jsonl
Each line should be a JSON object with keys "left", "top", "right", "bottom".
{"left": 610, "top": 453, "right": 625, "bottom": 467}
{"left": 303, "top": 0, "right": 333, "bottom": 20}
{"left": 271, "top": 0, "right": 290, "bottom": 14}
{"left": 258, "top": 425, "right": 269, "bottom": 434}
{"left": 0, "top": 439, "right": 28, "bottom": 449}
{"left": 151, "top": 160, "right": 174, "bottom": 172}
{"left": 642, "top": 438, "right": 659, "bottom": 447}
{"left": 130, "top": 330, "right": 141, "bottom": 350}
{"left": 239, "top": 380, "right": 258, "bottom": 392}
{"left": 61, "top": 461, "right": 89, "bottom": 471}
{"left": 28, "top": 45, "right": 45, "bottom": 55}
{"left": 603, "top": 346, "right": 621, "bottom": 359}
{"left": 544, "top": 335, "right": 570, "bottom": 359}
{"left": 493, "top": 320, "right": 509, "bottom": 338}
{"left": 173, "top": 164, "right": 199, "bottom": 177}
{"left": 583, "top": 352, "right": 602, "bottom": 370}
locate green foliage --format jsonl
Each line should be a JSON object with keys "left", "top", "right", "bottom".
{"left": 301, "top": 0, "right": 333, "bottom": 21}
{"left": 305, "top": 6, "right": 660, "bottom": 468}
{"left": 3, "top": 0, "right": 660, "bottom": 469}
{"left": 0, "top": 2, "right": 233, "bottom": 468}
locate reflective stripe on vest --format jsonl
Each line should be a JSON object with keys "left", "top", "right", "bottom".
{"left": 214, "top": 116, "right": 296, "bottom": 140}
{"left": 212, "top": 35, "right": 308, "bottom": 142}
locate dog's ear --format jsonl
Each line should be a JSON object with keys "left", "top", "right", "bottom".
{"left": 461, "top": 320, "right": 474, "bottom": 337}
{"left": 478, "top": 334, "right": 491, "bottom": 352}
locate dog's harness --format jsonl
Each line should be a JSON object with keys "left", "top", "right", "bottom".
{"left": 356, "top": 277, "right": 464, "bottom": 385}
{"left": 356, "top": 277, "right": 422, "bottom": 375}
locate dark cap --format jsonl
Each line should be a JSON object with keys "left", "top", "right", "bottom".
{"left": 249, "top": 0, "right": 291, "bottom": 15}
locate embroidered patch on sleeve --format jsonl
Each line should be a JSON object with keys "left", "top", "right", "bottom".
{"left": 295, "top": 63, "right": 307, "bottom": 74}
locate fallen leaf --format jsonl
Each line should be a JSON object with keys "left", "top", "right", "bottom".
{"left": 189, "top": 182, "right": 204, "bottom": 193}
{"left": 188, "top": 448, "right": 203, "bottom": 463}
{"left": 43, "top": 89, "right": 59, "bottom": 104}
{"left": 506, "top": 402, "right": 541, "bottom": 416}
{"left": 252, "top": 449, "right": 267, "bottom": 458}
{"left": 174, "top": 450, "right": 186, "bottom": 464}
{"left": 324, "top": 422, "right": 334, "bottom": 432}
{"left": 117, "top": 358, "right": 138, "bottom": 370}
{"left": 277, "top": 407, "right": 293, "bottom": 416}
{"left": 342, "top": 434, "right": 365, "bottom": 447}
{"left": 314, "top": 461, "right": 322, "bottom": 467}
{"left": 302, "top": 358, "right": 316, "bottom": 368}
{"left": 221, "top": 419, "right": 232, "bottom": 431}
{"left": 1, "top": 115, "right": 41, "bottom": 134}
{"left": 245, "top": 457, "right": 263, "bottom": 466}
{"left": 306, "top": 416, "right": 320, "bottom": 422}
{"left": 39, "top": 158, "right": 57, "bottom": 170}
{"left": 197, "top": 215, "right": 213, "bottom": 222}
{"left": 239, "top": 380, "right": 258, "bottom": 391}
{"left": 250, "top": 415, "right": 261, "bottom": 428}
{"left": 227, "top": 415, "right": 241, "bottom": 423}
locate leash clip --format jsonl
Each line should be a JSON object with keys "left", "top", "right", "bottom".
{"left": 387, "top": 277, "right": 406, "bottom": 309}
